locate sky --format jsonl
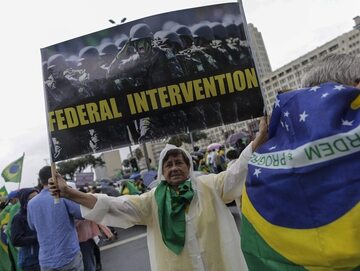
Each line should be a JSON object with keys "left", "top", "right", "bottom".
{"left": 0, "top": 0, "right": 359, "bottom": 191}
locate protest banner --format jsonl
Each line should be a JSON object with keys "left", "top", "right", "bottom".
{"left": 41, "top": 1, "right": 264, "bottom": 162}
{"left": 75, "top": 172, "right": 94, "bottom": 186}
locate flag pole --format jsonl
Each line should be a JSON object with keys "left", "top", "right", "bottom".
{"left": 17, "top": 152, "right": 25, "bottom": 190}
{"left": 51, "top": 162, "right": 60, "bottom": 204}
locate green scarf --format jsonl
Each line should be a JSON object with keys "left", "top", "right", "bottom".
{"left": 154, "top": 180, "right": 194, "bottom": 255}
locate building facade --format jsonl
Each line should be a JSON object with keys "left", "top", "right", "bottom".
{"left": 261, "top": 16, "right": 360, "bottom": 114}
{"left": 247, "top": 23, "right": 272, "bottom": 79}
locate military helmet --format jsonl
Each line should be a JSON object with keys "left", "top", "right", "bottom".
{"left": 129, "top": 23, "right": 153, "bottom": 41}
{"left": 224, "top": 23, "right": 240, "bottom": 39}
{"left": 115, "top": 36, "right": 129, "bottom": 49}
{"left": 210, "top": 22, "right": 228, "bottom": 40}
{"left": 65, "top": 55, "right": 79, "bottom": 68}
{"left": 191, "top": 23, "right": 215, "bottom": 42}
{"left": 171, "top": 24, "right": 193, "bottom": 40}
{"left": 47, "top": 54, "right": 67, "bottom": 70}
{"left": 154, "top": 30, "right": 183, "bottom": 49}
{"left": 98, "top": 42, "right": 118, "bottom": 56}
{"left": 162, "top": 21, "right": 178, "bottom": 31}
{"left": 78, "top": 46, "right": 99, "bottom": 62}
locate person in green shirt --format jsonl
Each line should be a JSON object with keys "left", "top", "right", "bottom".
{"left": 1, "top": 190, "right": 21, "bottom": 271}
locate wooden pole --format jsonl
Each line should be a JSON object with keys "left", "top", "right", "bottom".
{"left": 51, "top": 162, "right": 60, "bottom": 204}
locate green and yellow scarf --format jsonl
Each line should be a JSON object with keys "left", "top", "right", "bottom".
{"left": 155, "top": 180, "right": 194, "bottom": 255}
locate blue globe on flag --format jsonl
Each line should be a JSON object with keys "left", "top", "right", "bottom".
{"left": 9, "top": 164, "right": 19, "bottom": 174}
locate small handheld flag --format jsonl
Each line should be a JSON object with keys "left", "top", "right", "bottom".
{"left": 1, "top": 154, "right": 24, "bottom": 183}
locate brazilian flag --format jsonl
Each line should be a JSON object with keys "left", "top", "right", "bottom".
{"left": 0, "top": 205, "right": 12, "bottom": 271}
{"left": 0, "top": 186, "right": 7, "bottom": 197}
{"left": 242, "top": 83, "right": 360, "bottom": 270}
{"left": 1, "top": 155, "right": 24, "bottom": 183}
{"left": 121, "top": 180, "right": 140, "bottom": 195}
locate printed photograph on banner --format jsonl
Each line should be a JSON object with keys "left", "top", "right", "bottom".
{"left": 41, "top": 1, "right": 264, "bottom": 162}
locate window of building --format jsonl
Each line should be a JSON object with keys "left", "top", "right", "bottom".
{"left": 301, "top": 59, "right": 308, "bottom": 65}
{"left": 329, "top": 44, "right": 339, "bottom": 51}
{"left": 319, "top": 50, "right": 327, "bottom": 57}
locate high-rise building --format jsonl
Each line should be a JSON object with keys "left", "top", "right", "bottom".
{"left": 247, "top": 23, "right": 272, "bottom": 79}
{"left": 261, "top": 16, "right": 360, "bottom": 114}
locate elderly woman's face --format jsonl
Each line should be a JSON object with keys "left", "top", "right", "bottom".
{"left": 162, "top": 154, "right": 190, "bottom": 187}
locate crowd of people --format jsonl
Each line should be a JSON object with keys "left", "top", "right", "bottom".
{"left": 0, "top": 52, "right": 359, "bottom": 270}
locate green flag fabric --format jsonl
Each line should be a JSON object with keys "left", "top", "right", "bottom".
{"left": 120, "top": 180, "right": 140, "bottom": 195}
{"left": 1, "top": 155, "right": 24, "bottom": 183}
{"left": 0, "top": 186, "right": 7, "bottom": 197}
{"left": 0, "top": 205, "right": 12, "bottom": 271}
{"left": 5, "top": 203, "right": 21, "bottom": 271}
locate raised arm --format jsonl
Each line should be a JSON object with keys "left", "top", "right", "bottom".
{"left": 251, "top": 116, "right": 269, "bottom": 152}
{"left": 49, "top": 173, "right": 97, "bottom": 209}
{"left": 219, "top": 116, "right": 268, "bottom": 201}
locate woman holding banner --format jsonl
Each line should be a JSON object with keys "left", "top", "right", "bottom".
{"left": 48, "top": 118, "right": 268, "bottom": 271}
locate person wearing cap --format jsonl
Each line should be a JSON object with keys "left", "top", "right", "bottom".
{"left": 49, "top": 117, "right": 268, "bottom": 271}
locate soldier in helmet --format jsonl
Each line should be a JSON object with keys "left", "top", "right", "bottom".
{"left": 98, "top": 42, "right": 118, "bottom": 77}
{"left": 77, "top": 46, "right": 103, "bottom": 80}
{"left": 224, "top": 22, "right": 253, "bottom": 69}
{"left": 114, "top": 35, "right": 129, "bottom": 51}
{"left": 210, "top": 22, "right": 237, "bottom": 68}
{"left": 76, "top": 46, "right": 113, "bottom": 96}
{"left": 154, "top": 30, "right": 201, "bottom": 77}
{"left": 44, "top": 54, "right": 81, "bottom": 109}
{"left": 172, "top": 24, "right": 218, "bottom": 73}
{"left": 192, "top": 22, "right": 232, "bottom": 71}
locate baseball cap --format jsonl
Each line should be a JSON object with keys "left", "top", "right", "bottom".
{"left": 7, "top": 190, "right": 20, "bottom": 200}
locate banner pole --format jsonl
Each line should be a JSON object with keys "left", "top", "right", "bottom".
{"left": 51, "top": 162, "right": 60, "bottom": 204}
{"left": 142, "top": 142, "right": 151, "bottom": 171}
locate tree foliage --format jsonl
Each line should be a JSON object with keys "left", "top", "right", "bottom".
{"left": 57, "top": 155, "right": 105, "bottom": 180}
{"left": 168, "top": 131, "right": 207, "bottom": 147}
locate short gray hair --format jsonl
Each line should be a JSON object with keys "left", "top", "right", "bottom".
{"left": 301, "top": 53, "right": 360, "bottom": 87}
